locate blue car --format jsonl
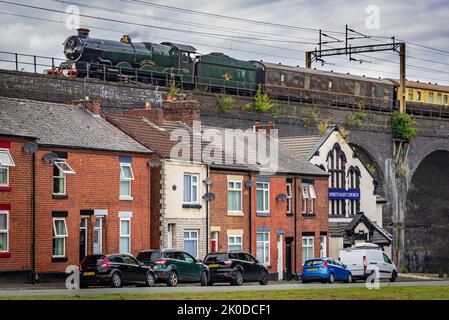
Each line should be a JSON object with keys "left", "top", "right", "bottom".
{"left": 301, "top": 258, "right": 352, "bottom": 283}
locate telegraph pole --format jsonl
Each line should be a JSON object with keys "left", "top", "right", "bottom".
{"left": 305, "top": 26, "right": 406, "bottom": 113}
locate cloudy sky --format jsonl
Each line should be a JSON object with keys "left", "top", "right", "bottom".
{"left": 1, "top": 0, "right": 448, "bottom": 84}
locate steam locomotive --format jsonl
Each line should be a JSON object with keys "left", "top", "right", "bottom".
{"left": 48, "top": 28, "right": 449, "bottom": 115}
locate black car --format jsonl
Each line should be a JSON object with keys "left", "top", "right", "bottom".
{"left": 203, "top": 251, "right": 269, "bottom": 286}
{"left": 79, "top": 254, "right": 155, "bottom": 288}
{"left": 136, "top": 249, "right": 209, "bottom": 287}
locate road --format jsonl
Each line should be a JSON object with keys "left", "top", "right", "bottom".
{"left": 0, "top": 278, "right": 448, "bottom": 297}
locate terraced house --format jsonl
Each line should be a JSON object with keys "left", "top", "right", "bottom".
{"left": 0, "top": 98, "right": 152, "bottom": 282}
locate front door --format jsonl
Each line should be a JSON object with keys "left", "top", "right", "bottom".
{"left": 79, "top": 217, "right": 88, "bottom": 262}
{"left": 320, "top": 235, "right": 327, "bottom": 258}
{"left": 285, "top": 237, "right": 293, "bottom": 280}
{"left": 277, "top": 234, "right": 283, "bottom": 281}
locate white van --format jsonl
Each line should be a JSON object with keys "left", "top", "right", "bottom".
{"left": 339, "top": 243, "right": 397, "bottom": 282}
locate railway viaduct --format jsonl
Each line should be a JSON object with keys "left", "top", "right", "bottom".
{"left": 1, "top": 69, "right": 449, "bottom": 273}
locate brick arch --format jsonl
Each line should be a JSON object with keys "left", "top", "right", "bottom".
{"left": 408, "top": 139, "right": 449, "bottom": 183}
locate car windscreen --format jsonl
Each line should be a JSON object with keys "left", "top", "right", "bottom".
{"left": 204, "top": 253, "right": 227, "bottom": 263}
{"left": 81, "top": 255, "right": 105, "bottom": 268}
{"left": 136, "top": 251, "right": 161, "bottom": 261}
{"left": 304, "top": 260, "right": 324, "bottom": 266}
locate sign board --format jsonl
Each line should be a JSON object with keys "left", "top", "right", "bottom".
{"left": 328, "top": 188, "right": 360, "bottom": 200}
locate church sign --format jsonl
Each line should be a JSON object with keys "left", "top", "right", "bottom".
{"left": 328, "top": 188, "right": 360, "bottom": 200}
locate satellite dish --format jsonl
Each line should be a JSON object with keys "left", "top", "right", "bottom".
{"left": 205, "top": 177, "right": 213, "bottom": 185}
{"left": 22, "top": 142, "right": 38, "bottom": 154}
{"left": 276, "top": 194, "right": 287, "bottom": 202}
{"left": 203, "top": 193, "right": 216, "bottom": 202}
{"left": 245, "top": 179, "right": 254, "bottom": 188}
{"left": 43, "top": 152, "right": 58, "bottom": 164}
{"left": 148, "top": 158, "right": 161, "bottom": 168}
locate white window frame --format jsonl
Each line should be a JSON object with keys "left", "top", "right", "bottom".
{"left": 286, "top": 183, "right": 292, "bottom": 214}
{"left": 0, "top": 211, "right": 9, "bottom": 252}
{"left": 309, "top": 184, "right": 316, "bottom": 214}
{"left": 183, "top": 173, "right": 200, "bottom": 205}
{"left": 228, "top": 180, "right": 242, "bottom": 213}
{"left": 228, "top": 234, "right": 243, "bottom": 252}
{"left": 183, "top": 229, "right": 199, "bottom": 258}
{"left": 302, "top": 236, "right": 314, "bottom": 264}
{"left": 93, "top": 217, "right": 103, "bottom": 254}
{"left": 256, "top": 182, "right": 270, "bottom": 213}
{"left": 54, "top": 160, "right": 76, "bottom": 175}
{"left": 119, "top": 218, "right": 131, "bottom": 254}
{"left": 52, "top": 218, "right": 68, "bottom": 258}
{"left": 53, "top": 161, "right": 67, "bottom": 196}
{"left": 0, "top": 149, "right": 15, "bottom": 167}
{"left": 256, "top": 231, "right": 270, "bottom": 266}
{"left": 119, "top": 163, "right": 134, "bottom": 200}
{"left": 301, "top": 184, "right": 309, "bottom": 214}
{"left": 0, "top": 165, "right": 9, "bottom": 187}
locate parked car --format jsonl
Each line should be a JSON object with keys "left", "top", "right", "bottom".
{"left": 79, "top": 254, "right": 155, "bottom": 288}
{"left": 203, "top": 251, "right": 269, "bottom": 286}
{"left": 339, "top": 242, "right": 397, "bottom": 282}
{"left": 136, "top": 249, "right": 209, "bottom": 287}
{"left": 301, "top": 258, "right": 352, "bottom": 283}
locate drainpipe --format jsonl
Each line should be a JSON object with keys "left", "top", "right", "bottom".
{"left": 31, "top": 152, "right": 36, "bottom": 283}
{"left": 205, "top": 165, "right": 210, "bottom": 256}
{"left": 293, "top": 176, "right": 298, "bottom": 277}
{"left": 248, "top": 171, "right": 252, "bottom": 253}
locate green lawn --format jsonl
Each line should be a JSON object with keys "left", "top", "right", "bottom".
{"left": 2, "top": 285, "right": 449, "bottom": 300}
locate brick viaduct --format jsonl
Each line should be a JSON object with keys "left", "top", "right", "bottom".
{"left": 2, "top": 69, "right": 449, "bottom": 273}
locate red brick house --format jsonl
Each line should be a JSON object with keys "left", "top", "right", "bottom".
{"left": 0, "top": 98, "right": 152, "bottom": 282}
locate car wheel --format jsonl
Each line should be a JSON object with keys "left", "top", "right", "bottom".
{"left": 232, "top": 270, "right": 244, "bottom": 286}
{"left": 328, "top": 273, "right": 335, "bottom": 284}
{"left": 390, "top": 271, "right": 397, "bottom": 282}
{"left": 145, "top": 272, "right": 155, "bottom": 287}
{"left": 259, "top": 270, "right": 269, "bottom": 285}
{"left": 110, "top": 272, "right": 122, "bottom": 288}
{"left": 167, "top": 271, "right": 178, "bottom": 287}
{"left": 346, "top": 273, "right": 353, "bottom": 283}
{"left": 200, "top": 271, "right": 208, "bottom": 287}
{"left": 208, "top": 281, "right": 214, "bottom": 286}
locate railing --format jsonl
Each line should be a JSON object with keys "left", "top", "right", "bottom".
{"left": 1, "top": 51, "right": 449, "bottom": 118}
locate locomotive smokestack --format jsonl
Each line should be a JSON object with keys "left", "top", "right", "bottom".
{"left": 77, "top": 28, "right": 90, "bottom": 38}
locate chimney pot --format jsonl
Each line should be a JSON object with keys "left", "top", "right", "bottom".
{"left": 77, "top": 28, "right": 90, "bottom": 38}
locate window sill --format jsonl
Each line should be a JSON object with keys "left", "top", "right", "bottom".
{"left": 182, "top": 203, "right": 202, "bottom": 209}
{"left": 227, "top": 211, "right": 244, "bottom": 216}
{"left": 0, "top": 186, "right": 11, "bottom": 192}
{"left": 53, "top": 194, "right": 68, "bottom": 200}
{"left": 52, "top": 257, "right": 68, "bottom": 263}
{"left": 256, "top": 212, "right": 271, "bottom": 217}
{"left": 286, "top": 212, "right": 294, "bottom": 216}
{"left": 302, "top": 213, "right": 316, "bottom": 218}
{"left": 0, "top": 252, "right": 11, "bottom": 258}
{"left": 119, "top": 196, "right": 134, "bottom": 201}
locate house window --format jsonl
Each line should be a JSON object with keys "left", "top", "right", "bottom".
{"left": 228, "top": 181, "right": 242, "bottom": 212}
{"left": 184, "top": 229, "right": 199, "bottom": 258}
{"left": 53, "top": 218, "right": 68, "bottom": 257}
{"left": 308, "top": 184, "right": 316, "bottom": 214}
{"left": 286, "top": 183, "right": 292, "bottom": 214}
{"left": 256, "top": 232, "right": 270, "bottom": 266}
{"left": 53, "top": 159, "right": 75, "bottom": 195}
{"left": 211, "top": 231, "right": 219, "bottom": 252}
{"left": 183, "top": 173, "right": 199, "bottom": 204}
{"left": 228, "top": 235, "right": 242, "bottom": 252}
{"left": 119, "top": 218, "right": 131, "bottom": 254}
{"left": 302, "top": 236, "right": 314, "bottom": 264}
{"left": 0, "top": 166, "right": 8, "bottom": 186}
{"left": 301, "top": 184, "right": 309, "bottom": 214}
{"left": 0, "top": 148, "right": 14, "bottom": 187}
{"left": 120, "top": 163, "right": 134, "bottom": 200}
{"left": 256, "top": 182, "right": 270, "bottom": 213}
{"left": 93, "top": 217, "right": 102, "bottom": 254}
{"left": 0, "top": 211, "right": 8, "bottom": 252}
{"left": 327, "top": 143, "right": 347, "bottom": 216}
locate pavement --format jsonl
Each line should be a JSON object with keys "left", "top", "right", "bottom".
{"left": 0, "top": 278, "right": 447, "bottom": 297}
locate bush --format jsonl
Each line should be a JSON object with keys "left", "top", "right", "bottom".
{"left": 391, "top": 112, "right": 418, "bottom": 142}
{"left": 216, "top": 94, "right": 236, "bottom": 113}
{"left": 166, "top": 78, "right": 181, "bottom": 101}
{"left": 317, "top": 119, "right": 332, "bottom": 135}
{"left": 252, "top": 84, "right": 278, "bottom": 113}
{"left": 400, "top": 266, "right": 409, "bottom": 274}
{"left": 346, "top": 106, "right": 367, "bottom": 127}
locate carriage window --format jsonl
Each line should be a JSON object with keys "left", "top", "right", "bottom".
{"left": 445, "top": 95, "right": 448, "bottom": 105}
{"left": 416, "top": 91, "right": 422, "bottom": 101}
{"left": 354, "top": 82, "right": 361, "bottom": 96}
{"left": 304, "top": 76, "right": 310, "bottom": 89}
{"left": 328, "top": 80, "right": 333, "bottom": 91}
{"left": 280, "top": 73, "right": 286, "bottom": 86}
{"left": 371, "top": 87, "right": 376, "bottom": 97}
{"left": 437, "top": 93, "right": 442, "bottom": 105}
{"left": 383, "top": 88, "right": 390, "bottom": 100}
{"left": 408, "top": 89, "right": 413, "bottom": 101}
{"left": 429, "top": 92, "right": 434, "bottom": 104}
